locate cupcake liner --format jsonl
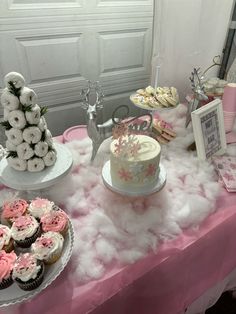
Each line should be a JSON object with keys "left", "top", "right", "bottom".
{"left": 14, "top": 261, "right": 45, "bottom": 291}
{"left": 45, "top": 252, "right": 62, "bottom": 265}
{"left": 3, "top": 238, "right": 14, "bottom": 253}
{"left": 0, "top": 275, "right": 13, "bottom": 290}
{"left": 15, "top": 225, "right": 41, "bottom": 248}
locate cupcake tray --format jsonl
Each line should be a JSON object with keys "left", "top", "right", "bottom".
{"left": 0, "top": 219, "right": 74, "bottom": 307}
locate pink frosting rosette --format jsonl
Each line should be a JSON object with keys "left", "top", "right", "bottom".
{"left": 0, "top": 250, "right": 17, "bottom": 281}
{"left": 41, "top": 210, "right": 68, "bottom": 236}
{"left": 2, "top": 199, "right": 28, "bottom": 220}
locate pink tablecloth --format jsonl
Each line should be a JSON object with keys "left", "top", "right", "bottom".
{"left": 1, "top": 127, "right": 236, "bottom": 314}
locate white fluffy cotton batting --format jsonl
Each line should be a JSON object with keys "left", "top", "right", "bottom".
{"left": 0, "top": 104, "right": 222, "bottom": 285}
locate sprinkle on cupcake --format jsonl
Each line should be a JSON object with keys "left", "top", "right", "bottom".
{"left": 41, "top": 209, "right": 68, "bottom": 237}
{"left": 2, "top": 199, "right": 28, "bottom": 222}
{"left": 11, "top": 215, "right": 41, "bottom": 248}
{"left": 12, "top": 253, "right": 44, "bottom": 290}
{"left": 31, "top": 231, "right": 64, "bottom": 264}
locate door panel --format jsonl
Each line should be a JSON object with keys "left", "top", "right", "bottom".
{"left": 0, "top": 0, "right": 153, "bottom": 135}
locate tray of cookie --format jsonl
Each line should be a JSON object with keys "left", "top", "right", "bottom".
{"left": 130, "top": 85, "right": 179, "bottom": 110}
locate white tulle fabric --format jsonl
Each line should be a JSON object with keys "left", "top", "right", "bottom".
{"left": 0, "top": 104, "right": 225, "bottom": 284}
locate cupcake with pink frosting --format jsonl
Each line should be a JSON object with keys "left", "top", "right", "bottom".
{"left": 31, "top": 231, "right": 64, "bottom": 264}
{"left": 28, "top": 197, "right": 54, "bottom": 220}
{"left": 0, "top": 224, "right": 14, "bottom": 253}
{"left": 2, "top": 199, "right": 28, "bottom": 224}
{"left": 12, "top": 253, "right": 45, "bottom": 291}
{"left": 11, "top": 215, "right": 41, "bottom": 248}
{"left": 0, "top": 250, "right": 17, "bottom": 289}
{"left": 41, "top": 209, "right": 69, "bottom": 237}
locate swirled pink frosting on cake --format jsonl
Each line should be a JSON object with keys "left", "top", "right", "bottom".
{"left": 0, "top": 250, "right": 17, "bottom": 281}
{"left": 2, "top": 199, "right": 28, "bottom": 220}
{"left": 0, "top": 224, "right": 11, "bottom": 250}
{"left": 41, "top": 210, "right": 68, "bottom": 233}
{"left": 28, "top": 198, "right": 54, "bottom": 219}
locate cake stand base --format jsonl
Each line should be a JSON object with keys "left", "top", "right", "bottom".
{"left": 102, "top": 161, "right": 166, "bottom": 197}
{"left": 0, "top": 143, "right": 73, "bottom": 191}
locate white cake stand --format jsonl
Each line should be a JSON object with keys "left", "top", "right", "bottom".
{"left": 0, "top": 143, "right": 73, "bottom": 191}
{"left": 102, "top": 161, "right": 166, "bottom": 197}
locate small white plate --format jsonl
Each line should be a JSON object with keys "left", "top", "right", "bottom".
{"left": 102, "top": 160, "right": 167, "bottom": 197}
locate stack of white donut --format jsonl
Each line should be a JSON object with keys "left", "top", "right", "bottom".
{"left": 130, "top": 86, "right": 179, "bottom": 109}
{"left": 0, "top": 72, "right": 57, "bottom": 172}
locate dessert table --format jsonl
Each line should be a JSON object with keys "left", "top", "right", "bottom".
{"left": 1, "top": 126, "right": 236, "bottom": 314}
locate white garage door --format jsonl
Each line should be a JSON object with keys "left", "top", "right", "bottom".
{"left": 0, "top": 0, "right": 154, "bottom": 135}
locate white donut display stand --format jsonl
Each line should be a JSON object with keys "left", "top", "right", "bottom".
{"left": 0, "top": 143, "right": 73, "bottom": 191}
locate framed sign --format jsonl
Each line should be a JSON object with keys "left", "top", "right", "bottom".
{"left": 191, "top": 99, "right": 227, "bottom": 160}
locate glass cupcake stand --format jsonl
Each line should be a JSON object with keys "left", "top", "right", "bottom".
{"left": 0, "top": 143, "right": 74, "bottom": 307}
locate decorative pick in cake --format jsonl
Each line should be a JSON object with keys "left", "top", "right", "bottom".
{"left": 112, "top": 124, "right": 141, "bottom": 159}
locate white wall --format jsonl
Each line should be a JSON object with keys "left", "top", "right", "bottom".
{"left": 152, "top": 0, "right": 235, "bottom": 101}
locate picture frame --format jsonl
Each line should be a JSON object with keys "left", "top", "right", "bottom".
{"left": 191, "top": 99, "right": 227, "bottom": 160}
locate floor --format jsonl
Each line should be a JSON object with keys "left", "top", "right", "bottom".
{"left": 206, "top": 292, "right": 236, "bottom": 313}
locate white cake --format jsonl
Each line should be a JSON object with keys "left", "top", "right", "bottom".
{"left": 0, "top": 72, "right": 57, "bottom": 172}
{"left": 110, "top": 134, "right": 161, "bottom": 191}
